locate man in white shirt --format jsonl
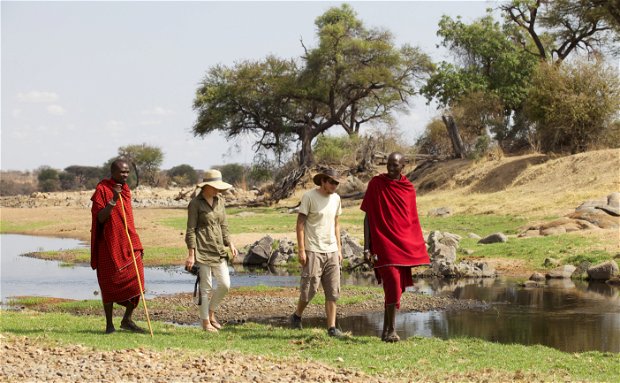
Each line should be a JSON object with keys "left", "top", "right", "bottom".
{"left": 290, "top": 168, "right": 344, "bottom": 337}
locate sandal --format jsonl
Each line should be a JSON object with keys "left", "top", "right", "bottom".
{"left": 203, "top": 325, "right": 218, "bottom": 333}
{"left": 210, "top": 320, "right": 222, "bottom": 330}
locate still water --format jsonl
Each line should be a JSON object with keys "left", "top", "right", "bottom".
{"left": 1, "top": 234, "right": 619, "bottom": 352}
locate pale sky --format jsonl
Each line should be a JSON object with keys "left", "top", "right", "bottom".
{"left": 1, "top": 1, "right": 498, "bottom": 171}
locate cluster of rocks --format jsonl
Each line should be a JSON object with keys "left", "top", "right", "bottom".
{"left": 233, "top": 230, "right": 367, "bottom": 269}
{"left": 0, "top": 186, "right": 267, "bottom": 209}
{"left": 523, "top": 259, "right": 620, "bottom": 287}
{"left": 233, "top": 235, "right": 297, "bottom": 266}
{"left": 520, "top": 192, "right": 620, "bottom": 237}
{"left": 420, "top": 231, "right": 497, "bottom": 278}
{"left": 237, "top": 229, "right": 499, "bottom": 279}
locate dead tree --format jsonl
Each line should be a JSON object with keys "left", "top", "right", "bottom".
{"left": 442, "top": 115, "right": 466, "bottom": 159}
{"left": 269, "top": 165, "right": 309, "bottom": 203}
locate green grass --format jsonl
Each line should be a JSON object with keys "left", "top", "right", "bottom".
{"left": 459, "top": 234, "right": 614, "bottom": 269}
{"left": 1, "top": 311, "right": 618, "bottom": 381}
{"left": 160, "top": 211, "right": 297, "bottom": 234}
{"left": 420, "top": 214, "right": 530, "bottom": 236}
{"left": 0, "top": 220, "right": 55, "bottom": 233}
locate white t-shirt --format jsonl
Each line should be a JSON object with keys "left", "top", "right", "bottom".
{"left": 298, "top": 188, "right": 342, "bottom": 253}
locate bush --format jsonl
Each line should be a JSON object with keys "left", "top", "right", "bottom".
{"left": 524, "top": 59, "right": 620, "bottom": 154}
{"left": 168, "top": 164, "right": 199, "bottom": 187}
{"left": 313, "top": 134, "right": 361, "bottom": 165}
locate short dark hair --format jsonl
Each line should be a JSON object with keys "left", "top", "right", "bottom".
{"left": 110, "top": 158, "right": 128, "bottom": 173}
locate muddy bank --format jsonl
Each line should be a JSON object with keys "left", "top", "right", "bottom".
{"left": 10, "top": 287, "right": 485, "bottom": 327}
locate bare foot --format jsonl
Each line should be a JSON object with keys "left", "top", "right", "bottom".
{"left": 120, "top": 320, "right": 146, "bottom": 333}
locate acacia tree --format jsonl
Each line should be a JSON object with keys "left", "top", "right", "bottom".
{"left": 192, "top": 4, "right": 432, "bottom": 167}
{"left": 502, "top": 0, "right": 618, "bottom": 63}
{"left": 117, "top": 143, "right": 164, "bottom": 187}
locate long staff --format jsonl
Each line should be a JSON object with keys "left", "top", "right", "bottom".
{"left": 118, "top": 196, "right": 154, "bottom": 338}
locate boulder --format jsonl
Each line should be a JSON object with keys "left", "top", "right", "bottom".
{"left": 587, "top": 260, "right": 619, "bottom": 280}
{"left": 478, "top": 232, "right": 508, "bottom": 244}
{"left": 340, "top": 230, "right": 364, "bottom": 265}
{"left": 529, "top": 272, "right": 546, "bottom": 282}
{"left": 546, "top": 265, "right": 576, "bottom": 279}
{"left": 572, "top": 261, "right": 592, "bottom": 280}
{"left": 244, "top": 236, "right": 274, "bottom": 266}
{"left": 544, "top": 258, "right": 561, "bottom": 267}
{"left": 427, "top": 207, "right": 452, "bottom": 217}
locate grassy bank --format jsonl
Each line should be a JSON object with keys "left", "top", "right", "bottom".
{"left": 1, "top": 311, "right": 618, "bottom": 382}
{"left": 12, "top": 208, "right": 616, "bottom": 273}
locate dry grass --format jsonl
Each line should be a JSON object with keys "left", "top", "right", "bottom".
{"left": 412, "top": 149, "right": 620, "bottom": 218}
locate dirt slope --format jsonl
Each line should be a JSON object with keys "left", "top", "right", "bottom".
{"left": 408, "top": 149, "right": 619, "bottom": 218}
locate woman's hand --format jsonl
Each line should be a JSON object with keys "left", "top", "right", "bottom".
{"left": 185, "top": 250, "right": 195, "bottom": 271}
{"left": 229, "top": 243, "right": 238, "bottom": 258}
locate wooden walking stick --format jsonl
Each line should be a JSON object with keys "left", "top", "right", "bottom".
{"left": 118, "top": 196, "right": 154, "bottom": 338}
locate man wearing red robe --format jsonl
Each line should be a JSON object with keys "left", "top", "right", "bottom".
{"left": 91, "top": 159, "right": 145, "bottom": 334}
{"left": 361, "top": 152, "right": 430, "bottom": 342}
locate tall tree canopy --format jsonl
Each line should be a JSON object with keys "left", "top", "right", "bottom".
{"left": 420, "top": 12, "right": 538, "bottom": 149}
{"left": 193, "top": 4, "right": 432, "bottom": 167}
{"left": 502, "top": 0, "right": 618, "bottom": 63}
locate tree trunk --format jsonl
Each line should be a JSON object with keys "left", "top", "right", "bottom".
{"left": 442, "top": 115, "right": 466, "bottom": 159}
{"left": 298, "top": 128, "right": 315, "bottom": 167}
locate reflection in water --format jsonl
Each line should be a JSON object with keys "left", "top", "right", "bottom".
{"left": 301, "top": 277, "right": 620, "bottom": 353}
{"left": 2, "top": 234, "right": 619, "bottom": 353}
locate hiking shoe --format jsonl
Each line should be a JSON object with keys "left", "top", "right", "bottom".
{"left": 327, "top": 327, "right": 344, "bottom": 338}
{"left": 290, "top": 313, "right": 302, "bottom": 330}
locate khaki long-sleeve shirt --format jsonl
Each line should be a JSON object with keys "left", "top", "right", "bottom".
{"left": 185, "top": 194, "right": 231, "bottom": 265}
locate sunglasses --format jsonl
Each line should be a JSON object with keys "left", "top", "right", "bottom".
{"left": 326, "top": 178, "right": 339, "bottom": 185}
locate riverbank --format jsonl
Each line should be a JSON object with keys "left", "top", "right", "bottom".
{"left": 2, "top": 309, "right": 619, "bottom": 383}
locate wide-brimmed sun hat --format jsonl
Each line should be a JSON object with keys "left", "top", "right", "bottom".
{"left": 312, "top": 168, "right": 344, "bottom": 186}
{"left": 196, "top": 169, "right": 232, "bottom": 190}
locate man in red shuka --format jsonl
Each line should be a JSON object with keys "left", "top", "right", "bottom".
{"left": 91, "top": 159, "right": 145, "bottom": 334}
{"left": 361, "top": 152, "right": 430, "bottom": 342}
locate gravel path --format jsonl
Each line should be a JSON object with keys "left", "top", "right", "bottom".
{"left": 0, "top": 334, "right": 382, "bottom": 383}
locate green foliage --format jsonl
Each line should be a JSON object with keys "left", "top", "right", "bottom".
{"left": 524, "top": 59, "right": 620, "bottom": 153}
{"left": 216, "top": 163, "right": 246, "bottom": 187}
{"left": 415, "top": 118, "right": 453, "bottom": 156}
{"left": 167, "top": 164, "right": 199, "bottom": 187}
{"left": 36, "top": 166, "right": 61, "bottom": 192}
{"left": 502, "top": 0, "right": 619, "bottom": 63}
{"left": 193, "top": 4, "right": 432, "bottom": 166}
{"left": 313, "top": 134, "right": 361, "bottom": 165}
{"left": 118, "top": 143, "right": 164, "bottom": 187}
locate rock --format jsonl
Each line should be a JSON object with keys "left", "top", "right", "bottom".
{"left": 606, "top": 276, "right": 620, "bottom": 286}
{"left": 427, "top": 231, "right": 458, "bottom": 263}
{"left": 587, "top": 260, "right": 619, "bottom": 280}
{"left": 567, "top": 210, "right": 619, "bottom": 229}
{"left": 427, "top": 207, "right": 452, "bottom": 217}
{"left": 340, "top": 230, "right": 364, "bottom": 264}
{"left": 572, "top": 261, "right": 591, "bottom": 280}
{"left": 467, "top": 233, "right": 481, "bottom": 239}
{"left": 608, "top": 192, "right": 620, "bottom": 209}
{"left": 244, "top": 236, "right": 273, "bottom": 266}
{"left": 529, "top": 272, "right": 546, "bottom": 282}
{"left": 543, "top": 258, "right": 561, "bottom": 267}
{"left": 478, "top": 232, "right": 508, "bottom": 244}
{"left": 546, "top": 265, "right": 576, "bottom": 279}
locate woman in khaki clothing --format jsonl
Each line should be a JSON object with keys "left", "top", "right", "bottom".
{"left": 185, "top": 169, "right": 238, "bottom": 332}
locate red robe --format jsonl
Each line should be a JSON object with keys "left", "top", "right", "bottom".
{"left": 91, "top": 179, "right": 144, "bottom": 304}
{"left": 360, "top": 174, "right": 430, "bottom": 268}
